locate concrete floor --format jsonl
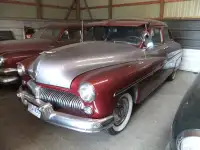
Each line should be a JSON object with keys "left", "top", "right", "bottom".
{"left": 0, "top": 71, "right": 197, "bottom": 150}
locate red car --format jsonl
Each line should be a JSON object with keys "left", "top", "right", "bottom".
{"left": 17, "top": 19, "right": 182, "bottom": 135}
{"left": 0, "top": 23, "right": 91, "bottom": 84}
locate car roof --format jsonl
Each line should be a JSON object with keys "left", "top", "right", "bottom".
{"left": 88, "top": 19, "right": 167, "bottom": 27}
{"left": 45, "top": 19, "right": 167, "bottom": 29}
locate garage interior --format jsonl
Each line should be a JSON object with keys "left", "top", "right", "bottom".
{"left": 0, "top": 0, "right": 199, "bottom": 150}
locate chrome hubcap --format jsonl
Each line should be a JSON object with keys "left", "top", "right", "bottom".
{"left": 114, "top": 97, "right": 129, "bottom": 126}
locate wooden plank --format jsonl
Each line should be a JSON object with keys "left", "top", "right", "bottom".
{"left": 65, "top": 0, "right": 75, "bottom": 20}
{"left": 83, "top": 0, "right": 93, "bottom": 20}
{"left": 76, "top": 0, "right": 81, "bottom": 20}
{"left": 160, "top": 0, "right": 164, "bottom": 19}
{"left": 0, "top": 0, "right": 70, "bottom": 9}
{"left": 80, "top": 0, "right": 185, "bottom": 10}
{"left": 108, "top": 0, "right": 112, "bottom": 19}
{"left": 35, "top": 0, "right": 42, "bottom": 19}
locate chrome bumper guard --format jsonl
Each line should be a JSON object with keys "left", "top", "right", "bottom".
{"left": 0, "top": 68, "right": 17, "bottom": 75}
{"left": 17, "top": 87, "right": 114, "bottom": 133}
{"left": 0, "top": 76, "right": 18, "bottom": 84}
{"left": 0, "top": 68, "right": 18, "bottom": 84}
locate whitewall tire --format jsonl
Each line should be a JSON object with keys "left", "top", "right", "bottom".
{"left": 108, "top": 93, "right": 133, "bottom": 135}
{"left": 168, "top": 70, "right": 177, "bottom": 81}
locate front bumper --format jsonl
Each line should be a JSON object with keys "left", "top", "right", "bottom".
{"left": 17, "top": 87, "right": 114, "bottom": 133}
{"left": 0, "top": 68, "right": 19, "bottom": 84}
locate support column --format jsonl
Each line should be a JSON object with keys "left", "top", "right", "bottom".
{"left": 160, "top": 0, "right": 164, "bottom": 19}
{"left": 35, "top": 0, "right": 42, "bottom": 19}
{"left": 108, "top": 0, "right": 112, "bottom": 19}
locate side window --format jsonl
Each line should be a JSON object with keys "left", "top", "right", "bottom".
{"left": 164, "top": 28, "right": 171, "bottom": 41}
{"left": 60, "top": 29, "right": 81, "bottom": 41}
{"left": 151, "top": 28, "right": 162, "bottom": 44}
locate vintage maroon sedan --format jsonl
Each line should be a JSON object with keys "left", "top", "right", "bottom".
{"left": 0, "top": 22, "right": 91, "bottom": 84}
{"left": 17, "top": 19, "right": 182, "bottom": 135}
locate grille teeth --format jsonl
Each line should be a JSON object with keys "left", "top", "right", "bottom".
{"left": 27, "top": 80, "right": 84, "bottom": 112}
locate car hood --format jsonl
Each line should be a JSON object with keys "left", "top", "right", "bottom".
{"left": 29, "top": 41, "right": 144, "bottom": 89}
{"left": 0, "top": 38, "right": 52, "bottom": 54}
{"left": 172, "top": 74, "right": 200, "bottom": 139}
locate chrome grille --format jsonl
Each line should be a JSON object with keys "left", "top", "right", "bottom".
{"left": 27, "top": 80, "right": 84, "bottom": 111}
{"left": 39, "top": 88, "right": 84, "bottom": 110}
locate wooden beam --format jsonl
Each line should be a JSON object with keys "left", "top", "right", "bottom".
{"left": 35, "top": 0, "right": 42, "bottom": 19}
{"left": 0, "top": 0, "right": 70, "bottom": 9}
{"left": 76, "top": 0, "right": 81, "bottom": 20}
{"left": 160, "top": 0, "right": 164, "bottom": 19}
{"left": 65, "top": 0, "right": 75, "bottom": 20}
{"left": 108, "top": 0, "right": 112, "bottom": 19}
{"left": 83, "top": 0, "right": 93, "bottom": 20}
{"left": 79, "top": 0, "right": 184, "bottom": 10}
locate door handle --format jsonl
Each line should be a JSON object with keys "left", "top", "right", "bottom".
{"left": 164, "top": 46, "right": 169, "bottom": 50}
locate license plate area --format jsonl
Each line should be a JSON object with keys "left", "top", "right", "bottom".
{"left": 28, "top": 103, "right": 41, "bottom": 118}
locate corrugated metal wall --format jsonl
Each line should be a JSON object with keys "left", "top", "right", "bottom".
{"left": 0, "top": 0, "right": 75, "bottom": 20}
{"left": 80, "top": 0, "right": 200, "bottom": 20}
{"left": 81, "top": 0, "right": 160, "bottom": 20}
{"left": 164, "top": 0, "right": 200, "bottom": 18}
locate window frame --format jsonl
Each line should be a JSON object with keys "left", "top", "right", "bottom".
{"left": 163, "top": 27, "right": 171, "bottom": 42}
{"left": 151, "top": 27, "right": 163, "bottom": 44}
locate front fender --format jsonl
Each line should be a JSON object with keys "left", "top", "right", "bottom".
{"left": 2, "top": 50, "right": 43, "bottom": 68}
{"left": 71, "top": 57, "right": 163, "bottom": 119}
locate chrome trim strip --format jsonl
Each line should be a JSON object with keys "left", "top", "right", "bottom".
{"left": 0, "top": 68, "right": 17, "bottom": 75}
{"left": 0, "top": 76, "right": 18, "bottom": 84}
{"left": 17, "top": 87, "right": 114, "bottom": 133}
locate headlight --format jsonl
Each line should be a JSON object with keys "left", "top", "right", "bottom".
{"left": 177, "top": 136, "right": 200, "bottom": 150}
{"left": 17, "top": 63, "right": 25, "bottom": 76}
{"left": 78, "top": 82, "right": 95, "bottom": 103}
{"left": 176, "top": 130, "right": 200, "bottom": 150}
{"left": 0, "top": 56, "right": 5, "bottom": 66}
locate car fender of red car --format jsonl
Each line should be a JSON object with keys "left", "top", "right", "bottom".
{"left": 70, "top": 57, "right": 164, "bottom": 119}
{"left": 2, "top": 50, "right": 43, "bottom": 68}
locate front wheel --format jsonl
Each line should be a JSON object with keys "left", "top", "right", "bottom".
{"left": 108, "top": 93, "right": 133, "bottom": 135}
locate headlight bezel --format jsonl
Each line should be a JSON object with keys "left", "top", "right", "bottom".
{"left": 17, "top": 63, "right": 26, "bottom": 76}
{"left": 78, "top": 82, "right": 96, "bottom": 103}
{"left": 0, "top": 56, "right": 5, "bottom": 66}
{"left": 176, "top": 129, "right": 200, "bottom": 150}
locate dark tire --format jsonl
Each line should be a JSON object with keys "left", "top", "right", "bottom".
{"left": 168, "top": 70, "right": 177, "bottom": 81}
{"left": 108, "top": 93, "right": 133, "bottom": 135}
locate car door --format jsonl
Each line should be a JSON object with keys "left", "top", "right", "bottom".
{"left": 138, "top": 27, "right": 169, "bottom": 102}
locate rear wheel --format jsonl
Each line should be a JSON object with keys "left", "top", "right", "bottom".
{"left": 108, "top": 93, "right": 133, "bottom": 135}
{"left": 168, "top": 69, "right": 177, "bottom": 81}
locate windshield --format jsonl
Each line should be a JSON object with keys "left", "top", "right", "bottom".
{"left": 32, "top": 27, "right": 60, "bottom": 40}
{"left": 106, "top": 26, "right": 144, "bottom": 45}
{"left": 78, "top": 26, "right": 144, "bottom": 45}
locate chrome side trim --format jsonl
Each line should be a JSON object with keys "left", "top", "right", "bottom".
{"left": 17, "top": 87, "right": 114, "bottom": 133}
{"left": 0, "top": 68, "right": 17, "bottom": 75}
{"left": 114, "top": 65, "right": 162, "bottom": 97}
{"left": 0, "top": 76, "right": 18, "bottom": 84}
